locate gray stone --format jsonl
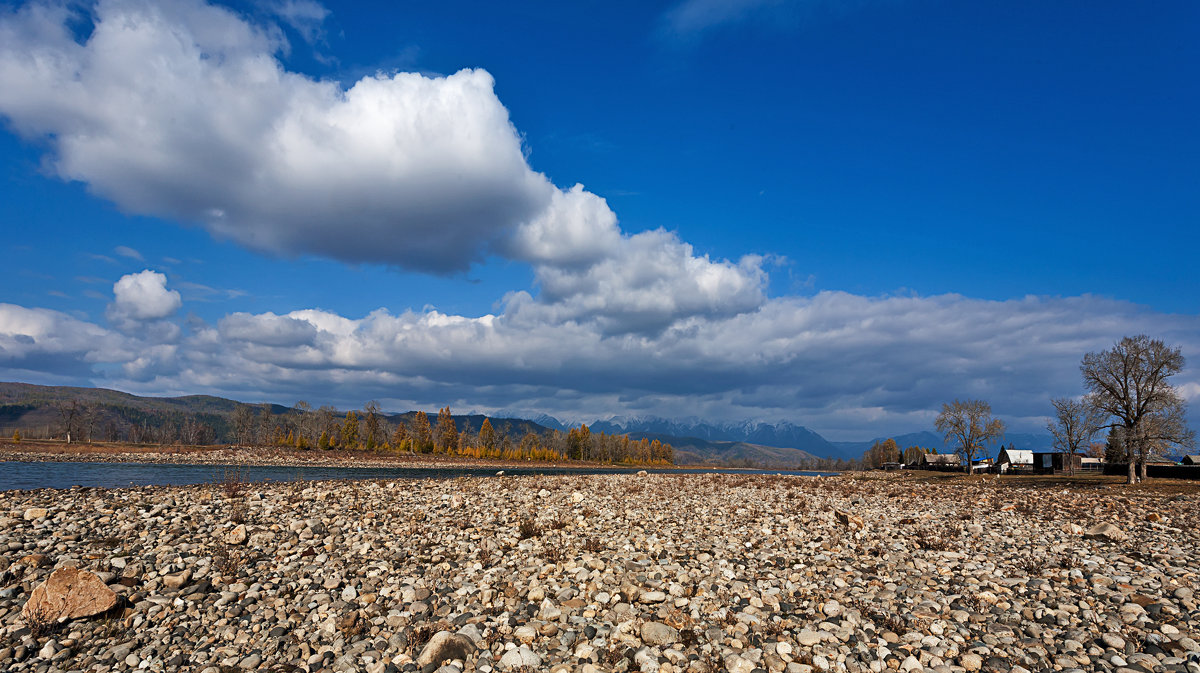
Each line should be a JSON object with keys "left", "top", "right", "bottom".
{"left": 499, "top": 646, "right": 541, "bottom": 669}
{"left": 640, "top": 621, "right": 678, "bottom": 646}
{"left": 417, "top": 632, "right": 477, "bottom": 668}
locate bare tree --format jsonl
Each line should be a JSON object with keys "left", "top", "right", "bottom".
{"left": 1047, "top": 397, "right": 1105, "bottom": 475}
{"left": 54, "top": 399, "right": 81, "bottom": 444}
{"left": 255, "top": 404, "right": 273, "bottom": 445}
{"left": 232, "top": 405, "right": 255, "bottom": 446}
{"left": 80, "top": 403, "right": 100, "bottom": 442}
{"left": 1082, "top": 335, "right": 1194, "bottom": 483}
{"left": 935, "top": 399, "right": 1005, "bottom": 472}
{"left": 293, "top": 400, "right": 314, "bottom": 447}
{"left": 316, "top": 405, "right": 337, "bottom": 443}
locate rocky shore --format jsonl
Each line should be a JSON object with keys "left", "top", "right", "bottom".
{"left": 0, "top": 443, "right": 615, "bottom": 471}
{"left": 1, "top": 473, "right": 1198, "bottom": 673}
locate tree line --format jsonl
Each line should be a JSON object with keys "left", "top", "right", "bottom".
{"left": 8, "top": 398, "right": 673, "bottom": 466}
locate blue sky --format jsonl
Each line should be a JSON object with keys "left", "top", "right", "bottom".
{"left": 0, "top": 0, "right": 1197, "bottom": 440}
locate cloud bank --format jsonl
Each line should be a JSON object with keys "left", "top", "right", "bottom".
{"left": 2, "top": 271, "right": 1196, "bottom": 439}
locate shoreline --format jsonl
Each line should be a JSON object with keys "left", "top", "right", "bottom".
{"left": 0, "top": 441, "right": 675, "bottom": 471}
{"left": 0, "top": 441, "right": 831, "bottom": 475}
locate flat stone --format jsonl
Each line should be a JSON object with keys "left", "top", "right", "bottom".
{"left": 162, "top": 570, "right": 191, "bottom": 590}
{"left": 23, "top": 507, "right": 48, "bottom": 521}
{"left": 23, "top": 567, "right": 118, "bottom": 623}
{"left": 1085, "top": 523, "right": 1127, "bottom": 542}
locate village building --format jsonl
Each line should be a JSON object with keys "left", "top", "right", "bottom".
{"left": 996, "top": 448, "right": 1033, "bottom": 473}
{"left": 1031, "top": 452, "right": 1084, "bottom": 474}
{"left": 916, "top": 453, "right": 961, "bottom": 471}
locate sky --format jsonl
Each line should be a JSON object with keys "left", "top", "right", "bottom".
{"left": 0, "top": 0, "right": 1197, "bottom": 441}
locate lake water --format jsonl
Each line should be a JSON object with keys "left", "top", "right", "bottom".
{"left": 0, "top": 461, "right": 837, "bottom": 491}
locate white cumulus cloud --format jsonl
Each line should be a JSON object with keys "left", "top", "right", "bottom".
{"left": 109, "top": 270, "right": 182, "bottom": 321}
{"left": 0, "top": 0, "right": 766, "bottom": 335}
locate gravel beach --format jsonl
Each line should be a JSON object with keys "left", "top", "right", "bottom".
{"left": 1, "top": 472, "right": 1198, "bottom": 673}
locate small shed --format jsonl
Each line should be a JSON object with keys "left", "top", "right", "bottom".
{"left": 1080, "top": 457, "right": 1103, "bottom": 472}
{"left": 997, "top": 448, "right": 1033, "bottom": 473}
{"left": 1032, "top": 452, "right": 1084, "bottom": 474}
{"left": 1182, "top": 455, "right": 1200, "bottom": 466}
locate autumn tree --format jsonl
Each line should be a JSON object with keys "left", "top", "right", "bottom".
{"left": 935, "top": 399, "right": 1005, "bottom": 472}
{"left": 568, "top": 424, "right": 592, "bottom": 461}
{"left": 901, "top": 445, "right": 928, "bottom": 465}
{"left": 1046, "top": 397, "right": 1105, "bottom": 475}
{"left": 1082, "top": 335, "right": 1195, "bottom": 483}
{"left": 391, "top": 420, "right": 409, "bottom": 452}
{"left": 479, "top": 418, "right": 497, "bottom": 452}
{"left": 411, "top": 411, "right": 433, "bottom": 453}
{"left": 341, "top": 411, "right": 360, "bottom": 449}
{"left": 435, "top": 407, "right": 458, "bottom": 453}
{"left": 862, "top": 438, "right": 900, "bottom": 469}
{"left": 363, "top": 401, "right": 382, "bottom": 451}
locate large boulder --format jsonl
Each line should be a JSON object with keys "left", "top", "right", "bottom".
{"left": 23, "top": 567, "right": 118, "bottom": 623}
{"left": 1085, "top": 522, "right": 1127, "bottom": 542}
{"left": 416, "top": 631, "right": 476, "bottom": 667}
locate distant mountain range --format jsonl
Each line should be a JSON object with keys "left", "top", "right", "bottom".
{"left": 552, "top": 415, "right": 1054, "bottom": 461}
{"left": 587, "top": 416, "right": 840, "bottom": 455}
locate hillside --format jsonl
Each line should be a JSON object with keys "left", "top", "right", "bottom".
{"left": 0, "top": 382, "right": 550, "bottom": 446}
{"left": 625, "top": 432, "right": 823, "bottom": 468}
{"left": 588, "top": 416, "right": 842, "bottom": 458}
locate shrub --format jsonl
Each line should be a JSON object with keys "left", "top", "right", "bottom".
{"left": 518, "top": 518, "right": 541, "bottom": 540}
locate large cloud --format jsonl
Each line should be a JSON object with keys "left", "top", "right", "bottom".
{"left": 0, "top": 0, "right": 549, "bottom": 273}
{"left": 0, "top": 0, "right": 766, "bottom": 334}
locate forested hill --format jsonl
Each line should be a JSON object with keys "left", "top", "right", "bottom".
{"left": 0, "top": 381, "right": 548, "bottom": 447}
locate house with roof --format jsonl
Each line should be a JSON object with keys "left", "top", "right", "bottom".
{"left": 916, "top": 453, "right": 961, "bottom": 471}
{"left": 996, "top": 448, "right": 1033, "bottom": 473}
{"left": 1182, "top": 455, "right": 1200, "bottom": 466}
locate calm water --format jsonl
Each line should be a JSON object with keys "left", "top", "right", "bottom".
{"left": 0, "top": 461, "right": 837, "bottom": 491}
